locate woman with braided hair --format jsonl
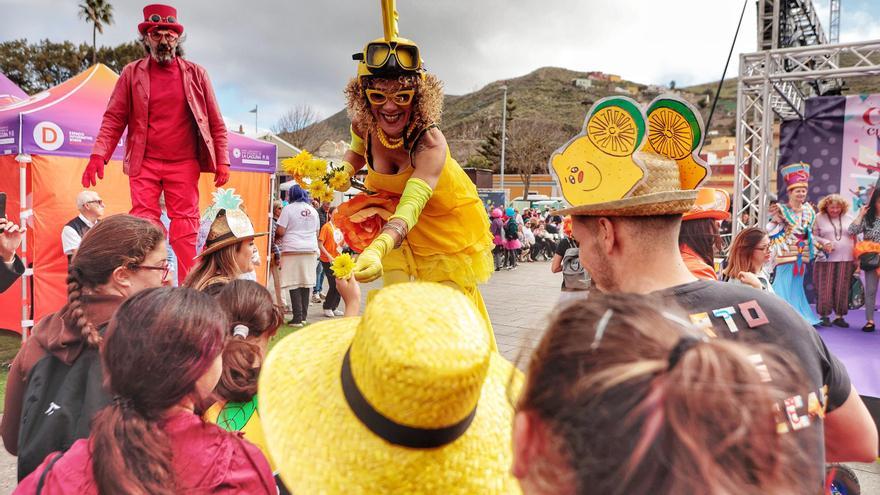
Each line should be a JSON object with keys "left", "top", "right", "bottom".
{"left": 17, "top": 287, "right": 275, "bottom": 494}
{"left": 1, "top": 214, "right": 168, "bottom": 478}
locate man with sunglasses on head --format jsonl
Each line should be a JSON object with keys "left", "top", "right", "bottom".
{"left": 335, "top": 0, "right": 496, "bottom": 341}
{"left": 83, "top": 4, "right": 229, "bottom": 286}
{"left": 62, "top": 191, "right": 105, "bottom": 263}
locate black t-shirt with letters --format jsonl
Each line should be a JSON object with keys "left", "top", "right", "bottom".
{"left": 653, "top": 280, "right": 851, "bottom": 473}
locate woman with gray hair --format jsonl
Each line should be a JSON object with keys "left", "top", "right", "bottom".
{"left": 814, "top": 193, "right": 856, "bottom": 327}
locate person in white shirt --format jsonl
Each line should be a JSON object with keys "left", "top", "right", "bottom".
{"left": 275, "top": 185, "right": 320, "bottom": 327}
{"left": 61, "top": 191, "right": 104, "bottom": 261}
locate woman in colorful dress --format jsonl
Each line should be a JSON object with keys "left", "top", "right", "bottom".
{"left": 767, "top": 162, "right": 820, "bottom": 325}
{"left": 813, "top": 194, "right": 856, "bottom": 327}
{"left": 332, "top": 1, "right": 495, "bottom": 343}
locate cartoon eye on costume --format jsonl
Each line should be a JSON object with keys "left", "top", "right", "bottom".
{"left": 645, "top": 96, "right": 710, "bottom": 190}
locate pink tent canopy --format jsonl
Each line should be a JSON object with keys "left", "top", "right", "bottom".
{"left": 0, "top": 72, "right": 27, "bottom": 106}
{"left": 0, "top": 64, "right": 275, "bottom": 171}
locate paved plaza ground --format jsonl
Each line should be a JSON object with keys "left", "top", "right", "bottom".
{"left": 0, "top": 260, "right": 877, "bottom": 492}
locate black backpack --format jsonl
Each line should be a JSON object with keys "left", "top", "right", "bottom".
{"left": 504, "top": 219, "right": 519, "bottom": 240}
{"left": 17, "top": 346, "right": 109, "bottom": 481}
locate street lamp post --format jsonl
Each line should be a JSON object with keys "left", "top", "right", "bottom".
{"left": 499, "top": 85, "right": 508, "bottom": 202}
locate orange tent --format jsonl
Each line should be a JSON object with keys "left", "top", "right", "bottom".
{"left": 0, "top": 65, "right": 276, "bottom": 335}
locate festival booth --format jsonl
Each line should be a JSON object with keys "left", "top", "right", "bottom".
{"left": 0, "top": 64, "right": 276, "bottom": 335}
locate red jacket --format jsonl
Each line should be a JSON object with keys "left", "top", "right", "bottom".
{"left": 15, "top": 412, "right": 276, "bottom": 494}
{"left": 91, "top": 57, "right": 229, "bottom": 177}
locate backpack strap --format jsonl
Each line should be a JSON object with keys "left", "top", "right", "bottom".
{"left": 35, "top": 452, "right": 63, "bottom": 495}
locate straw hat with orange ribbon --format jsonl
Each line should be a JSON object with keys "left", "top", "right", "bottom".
{"left": 259, "top": 282, "right": 523, "bottom": 494}
{"left": 682, "top": 188, "right": 731, "bottom": 222}
{"left": 551, "top": 95, "right": 710, "bottom": 217}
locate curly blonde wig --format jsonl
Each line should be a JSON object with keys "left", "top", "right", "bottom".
{"left": 344, "top": 73, "right": 444, "bottom": 146}
{"left": 817, "top": 194, "right": 849, "bottom": 216}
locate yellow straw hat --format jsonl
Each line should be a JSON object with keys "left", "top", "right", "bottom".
{"left": 259, "top": 282, "right": 523, "bottom": 494}
{"left": 552, "top": 95, "right": 708, "bottom": 217}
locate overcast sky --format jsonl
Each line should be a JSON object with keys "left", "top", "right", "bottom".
{"left": 2, "top": 0, "right": 878, "bottom": 134}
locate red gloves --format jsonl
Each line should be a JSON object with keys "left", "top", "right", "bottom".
{"left": 82, "top": 154, "right": 105, "bottom": 188}
{"left": 214, "top": 164, "right": 230, "bottom": 187}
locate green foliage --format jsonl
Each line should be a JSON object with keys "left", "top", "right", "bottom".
{"left": 478, "top": 97, "right": 515, "bottom": 167}
{"left": 79, "top": 0, "right": 115, "bottom": 65}
{"left": 465, "top": 154, "right": 493, "bottom": 170}
{"left": 0, "top": 38, "right": 143, "bottom": 94}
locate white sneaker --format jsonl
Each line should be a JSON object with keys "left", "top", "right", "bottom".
{"left": 311, "top": 294, "right": 322, "bottom": 304}
{"left": 323, "top": 309, "right": 335, "bottom": 318}
{"left": 289, "top": 321, "right": 305, "bottom": 328}
{"left": 333, "top": 310, "right": 344, "bottom": 316}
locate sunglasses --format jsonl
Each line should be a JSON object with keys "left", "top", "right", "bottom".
{"left": 148, "top": 30, "right": 179, "bottom": 41}
{"left": 363, "top": 41, "right": 420, "bottom": 72}
{"left": 365, "top": 89, "right": 415, "bottom": 106}
{"left": 132, "top": 262, "right": 172, "bottom": 282}
{"left": 148, "top": 14, "right": 177, "bottom": 24}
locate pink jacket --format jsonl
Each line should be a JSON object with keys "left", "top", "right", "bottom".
{"left": 91, "top": 57, "right": 229, "bottom": 177}
{"left": 15, "top": 412, "right": 276, "bottom": 494}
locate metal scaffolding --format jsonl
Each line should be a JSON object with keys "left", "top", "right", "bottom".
{"left": 733, "top": 39, "right": 880, "bottom": 236}
{"left": 829, "top": 0, "right": 841, "bottom": 44}
{"left": 757, "top": 0, "right": 828, "bottom": 51}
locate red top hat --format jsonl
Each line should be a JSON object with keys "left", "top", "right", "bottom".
{"left": 138, "top": 4, "right": 184, "bottom": 36}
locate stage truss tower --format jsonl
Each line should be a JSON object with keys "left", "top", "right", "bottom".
{"left": 733, "top": 39, "right": 880, "bottom": 235}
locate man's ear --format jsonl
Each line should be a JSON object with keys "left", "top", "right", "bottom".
{"left": 596, "top": 217, "right": 616, "bottom": 255}
{"left": 512, "top": 411, "right": 544, "bottom": 479}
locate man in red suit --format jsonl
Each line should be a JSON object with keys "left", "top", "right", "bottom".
{"left": 83, "top": 4, "right": 229, "bottom": 284}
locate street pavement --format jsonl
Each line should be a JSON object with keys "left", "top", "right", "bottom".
{"left": 0, "top": 260, "right": 877, "bottom": 492}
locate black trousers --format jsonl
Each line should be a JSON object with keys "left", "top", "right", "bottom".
{"left": 320, "top": 260, "right": 341, "bottom": 311}
{"left": 289, "top": 287, "right": 310, "bottom": 323}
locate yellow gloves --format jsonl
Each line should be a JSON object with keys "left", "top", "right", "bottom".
{"left": 389, "top": 178, "right": 433, "bottom": 230}
{"left": 349, "top": 126, "right": 366, "bottom": 157}
{"left": 353, "top": 233, "right": 394, "bottom": 283}
{"left": 333, "top": 161, "right": 356, "bottom": 192}
{"left": 353, "top": 178, "right": 433, "bottom": 283}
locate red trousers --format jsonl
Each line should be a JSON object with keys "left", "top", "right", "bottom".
{"left": 129, "top": 157, "right": 200, "bottom": 285}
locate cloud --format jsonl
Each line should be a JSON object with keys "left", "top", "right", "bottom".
{"left": 1, "top": 0, "right": 877, "bottom": 132}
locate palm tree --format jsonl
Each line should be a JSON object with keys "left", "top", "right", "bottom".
{"left": 78, "top": 0, "right": 114, "bottom": 65}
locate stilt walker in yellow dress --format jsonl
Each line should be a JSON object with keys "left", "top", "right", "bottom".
{"left": 331, "top": 0, "right": 496, "bottom": 346}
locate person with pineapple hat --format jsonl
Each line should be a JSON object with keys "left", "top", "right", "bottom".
{"left": 332, "top": 0, "right": 495, "bottom": 345}
{"left": 83, "top": 4, "right": 231, "bottom": 285}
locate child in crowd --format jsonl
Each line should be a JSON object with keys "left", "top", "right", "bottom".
{"left": 203, "top": 280, "right": 288, "bottom": 493}
{"left": 317, "top": 206, "right": 345, "bottom": 317}
{"left": 512, "top": 293, "right": 818, "bottom": 494}
{"left": 2, "top": 215, "right": 168, "bottom": 480}
{"left": 16, "top": 287, "right": 275, "bottom": 494}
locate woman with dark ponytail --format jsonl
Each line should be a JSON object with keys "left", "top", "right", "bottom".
{"left": 512, "top": 293, "right": 820, "bottom": 495}
{"left": 16, "top": 287, "right": 276, "bottom": 494}
{"left": 202, "top": 280, "right": 284, "bottom": 488}
{"left": 2, "top": 214, "right": 167, "bottom": 479}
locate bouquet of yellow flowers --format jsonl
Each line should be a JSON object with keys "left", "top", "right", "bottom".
{"left": 281, "top": 151, "right": 352, "bottom": 204}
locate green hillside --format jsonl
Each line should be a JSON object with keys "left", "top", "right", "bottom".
{"left": 305, "top": 67, "right": 742, "bottom": 164}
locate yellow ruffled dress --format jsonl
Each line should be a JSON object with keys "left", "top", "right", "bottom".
{"left": 358, "top": 129, "right": 496, "bottom": 339}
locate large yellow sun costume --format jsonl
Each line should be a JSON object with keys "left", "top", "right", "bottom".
{"left": 333, "top": 0, "right": 495, "bottom": 346}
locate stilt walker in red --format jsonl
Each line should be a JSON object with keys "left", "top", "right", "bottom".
{"left": 83, "top": 4, "right": 230, "bottom": 285}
